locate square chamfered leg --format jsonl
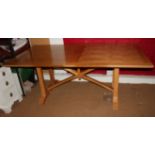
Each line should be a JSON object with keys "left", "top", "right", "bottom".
{"left": 36, "top": 67, "right": 48, "bottom": 104}
{"left": 112, "top": 68, "right": 120, "bottom": 110}
{"left": 48, "top": 68, "right": 57, "bottom": 84}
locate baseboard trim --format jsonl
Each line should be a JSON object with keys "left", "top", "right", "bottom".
{"left": 43, "top": 71, "right": 155, "bottom": 84}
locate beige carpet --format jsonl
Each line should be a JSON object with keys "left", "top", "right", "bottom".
{"left": 0, "top": 82, "right": 155, "bottom": 117}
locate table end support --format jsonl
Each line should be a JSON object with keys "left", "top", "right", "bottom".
{"left": 112, "top": 68, "right": 120, "bottom": 110}
{"left": 36, "top": 67, "right": 48, "bottom": 105}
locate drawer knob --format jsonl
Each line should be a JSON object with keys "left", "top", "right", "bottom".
{"left": 2, "top": 72, "right": 6, "bottom": 76}
{"left": 10, "top": 92, "right": 13, "bottom": 97}
{"left": 5, "top": 81, "right": 9, "bottom": 86}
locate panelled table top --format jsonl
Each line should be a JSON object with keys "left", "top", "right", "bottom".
{"left": 4, "top": 43, "right": 153, "bottom": 69}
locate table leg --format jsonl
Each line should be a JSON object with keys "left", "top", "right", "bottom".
{"left": 112, "top": 68, "right": 120, "bottom": 110}
{"left": 48, "top": 69, "right": 55, "bottom": 81}
{"left": 36, "top": 67, "right": 48, "bottom": 104}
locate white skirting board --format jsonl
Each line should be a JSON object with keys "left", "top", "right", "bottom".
{"left": 42, "top": 70, "right": 155, "bottom": 84}
{"left": 49, "top": 38, "right": 64, "bottom": 45}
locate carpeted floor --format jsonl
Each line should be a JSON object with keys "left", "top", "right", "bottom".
{"left": 0, "top": 81, "right": 155, "bottom": 117}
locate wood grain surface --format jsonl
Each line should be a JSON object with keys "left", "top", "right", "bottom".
{"left": 4, "top": 43, "right": 153, "bottom": 69}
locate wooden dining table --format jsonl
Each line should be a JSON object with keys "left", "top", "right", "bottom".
{"left": 3, "top": 43, "right": 154, "bottom": 110}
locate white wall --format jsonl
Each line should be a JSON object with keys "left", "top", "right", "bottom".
{"left": 50, "top": 38, "right": 64, "bottom": 45}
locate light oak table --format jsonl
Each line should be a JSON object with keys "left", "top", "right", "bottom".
{"left": 3, "top": 43, "right": 154, "bottom": 110}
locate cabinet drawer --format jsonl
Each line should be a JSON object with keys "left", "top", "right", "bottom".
{"left": 0, "top": 75, "right": 14, "bottom": 90}
{"left": 0, "top": 67, "right": 12, "bottom": 80}
{"left": 0, "top": 86, "right": 19, "bottom": 106}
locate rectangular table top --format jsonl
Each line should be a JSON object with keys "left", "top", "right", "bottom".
{"left": 3, "top": 43, "right": 154, "bottom": 69}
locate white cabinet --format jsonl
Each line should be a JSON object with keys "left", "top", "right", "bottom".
{"left": 0, "top": 67, "right": 23, "bottom": 113}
